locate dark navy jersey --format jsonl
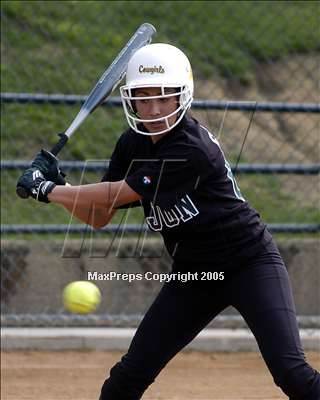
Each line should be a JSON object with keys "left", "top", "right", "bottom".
{"left": 102, "top": 115, "right": 272, "bottom": 272}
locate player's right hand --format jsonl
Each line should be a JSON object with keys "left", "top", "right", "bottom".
{"left": 31, "top": 149, "right": 66, "bottom": 185}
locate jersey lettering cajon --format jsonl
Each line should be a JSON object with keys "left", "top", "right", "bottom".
{"left": 102, "top": 116, "right": 272, "bottom": 272}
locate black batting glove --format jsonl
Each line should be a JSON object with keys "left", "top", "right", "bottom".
{"left": 16, "top": 168, "right": 56, "bottom": 203}
{"left": 31, "top": 149, "right": 66, "bottom": 185}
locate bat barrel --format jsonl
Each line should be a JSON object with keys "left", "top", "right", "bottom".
{"left": 64, "top": 109, "right": 90, "bottom": 139}
{"left": 70, "top": 23, "right": 157, "bottom": 134}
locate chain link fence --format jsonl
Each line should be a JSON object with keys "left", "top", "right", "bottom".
{"left": 1, "top": 1, "right": 319, "bottom": 328}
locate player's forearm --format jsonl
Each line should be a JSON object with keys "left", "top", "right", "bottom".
{"left": 48, "top": 182, "right": 115, "bottom": 228}
{"left": 62, "top": 202, "right": 115, "bottom": 228}
{"left": 48, "top": 182, "right": 112, "bottom": 208}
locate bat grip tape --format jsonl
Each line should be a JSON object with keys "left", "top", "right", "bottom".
{"left": 50, "top": 133, "right": 69, "bottom": 156}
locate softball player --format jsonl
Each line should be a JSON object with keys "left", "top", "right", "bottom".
{"left": 17, "top": 43, "right": 320, "bottom": 399}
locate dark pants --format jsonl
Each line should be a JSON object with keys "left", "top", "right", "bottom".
{"left": 99, "top": 242, "right": 320, "bottom": 399}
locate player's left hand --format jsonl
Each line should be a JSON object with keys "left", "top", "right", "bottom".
{"left": 31, "top": 149, "right": 67, "bottom": 185}
{"left": 16, "top": 168, "right": 56, "bottom": 203}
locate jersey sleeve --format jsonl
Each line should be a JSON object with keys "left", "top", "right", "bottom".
{"left": 125, "top": 143, "right": 208, "bottom": 202}
{"left": 101, "top": 136, "right": 141, "bottom": 209}
{"left": 101, "top": 138, "right": 127, "bottom": 183}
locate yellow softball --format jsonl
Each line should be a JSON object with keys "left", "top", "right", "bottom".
{"left": 63, "top": 281, "right": 101, "bottom": 314}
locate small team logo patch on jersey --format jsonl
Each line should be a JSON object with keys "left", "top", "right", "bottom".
{"left": 143, "top": 176, "right": 152, "bottom": 185}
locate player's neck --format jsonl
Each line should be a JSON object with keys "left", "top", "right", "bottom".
{"left": 150, "top": 131, "right": 170, "bottom": 144}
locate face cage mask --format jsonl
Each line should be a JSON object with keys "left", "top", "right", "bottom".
{"left": 120, "top": 85, "right": 193, "bottom": 136}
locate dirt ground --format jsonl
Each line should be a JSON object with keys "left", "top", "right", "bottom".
{"left": 2, "top": 351, "right": 319, "bottom": 400}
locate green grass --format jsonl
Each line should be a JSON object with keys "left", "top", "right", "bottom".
{"left": 237, "top": 174, "right": 320, "bottom": 224}
{"left": 2, "top": 1, "right": 319, "bottom": 90}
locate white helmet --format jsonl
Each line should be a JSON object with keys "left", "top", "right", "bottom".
{"left": 120, "top": 43, "right": 194, "bottom": 135}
